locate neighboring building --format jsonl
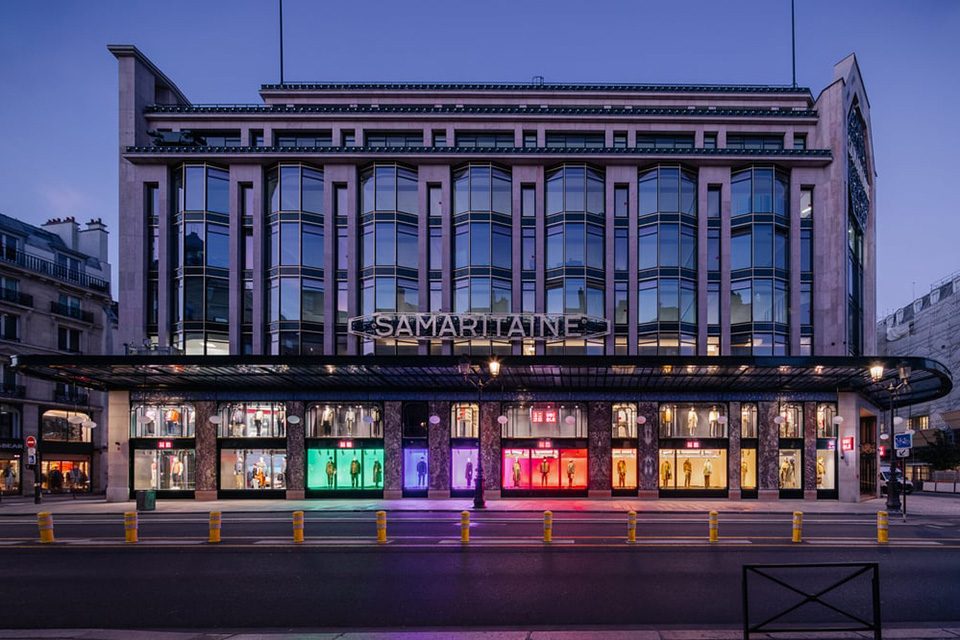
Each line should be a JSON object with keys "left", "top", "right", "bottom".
{"left": 14, "top": 46, "right": 951, "bottom": 504}
{"left": 878, "top": 272, "right": 960, "bottom": 480}
{"left": 0, "top": 214, "right": 114, "bottom": 496}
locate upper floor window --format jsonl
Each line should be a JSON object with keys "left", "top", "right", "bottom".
{"left": 452, "top": 403, "right": 479, "bottom": 438}
{"left": 908, "top": 415, "right": 929, "bottom": 431}
{"left": 546, "top": 133, "right": 604, "bottom": 148}
{"left": 659, "top": 403, "right": 727, "bottom": 438}
{"left": 218, "top": 402, "right": 286, "bottom": 438}
{"left": 267, "top": 165, "right": 324, "bottom": 214}
{"left": 0, "top": 233, "right": 20, "bottom": 259}
{"left": 731, "top": 167, "right": 789, "bottom": 217}
{"left": 179, "top": 164, "right": 229, "bottom": 214}
{"left": 816, "top": 403, "right": 837, "bottom": 438}
{"left": 800, "top": 188, "right": 813, "bottom": 219}
{"left": 703, "top": 133, "right": 717, "bottom": 149}
{"left": 130, "top": 404, "right": 196, "bottom": 438}
{"left": 0, "top": 313, "right": 18, "bottom": 341}
{"left": 41, "top": 409, "right": 92, "bottom": 443}
{"left": 0, "top": 403, "right": 20, "bottom": 439}
{"left": 361, "top": 165, "right": 418, "bottom": 214}
{"left": 613, "top": 403, "right": 638, "bottom": 438}
{"left": 639, "top": 166, "right": 697, "bottom": 216}
{"left": 454, "top": 165, "right": 511, "bottom": 215}
{"left": 636, "top": 134, "right": 694, "bottom": 150}
{"left": 726, "top": 134, "right": 784, "bottom": 150}
{"left": 502, "top": 403, "right": 586, "bottom": 438}
{"left": 523, "top": 131, "right": 538, "bottom": 148}
{"left": 306, "top": 403, "right": 382, "bottom": 438}
{"left": 275, "top": 131, "right": 332, "bottom": 147}
{"left": 365, "top": 131, "right": 423, "bottom": 148}
{"left": 194, "top": 130, "right": 241, "bottom": 147}
{"left": 58, "top": 326, "right": 81, "bottom": 353}
{"left": 793, "top": 133, "right": 807, "bottom": 150}
{"left": 455, "top": 132, "right": 514, "bottom": 148}
{"left": 546, "top": 165, "right": 604, "bottom": 215}
{"left": 778, "top": 403, "right": 803, "bottom": 438}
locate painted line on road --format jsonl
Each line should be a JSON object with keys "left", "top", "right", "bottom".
{"left": 438, "top": 538, "right": 576, "bottom": 545}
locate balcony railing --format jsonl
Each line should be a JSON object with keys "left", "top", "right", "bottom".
{"left": 50, "top": 301, "right": 95, "bottom": 323}
{"left": 0, "top": 383, "right": 25, "bottom": 398}
{"left": 54, "top": 389, "right": 89, "bottom": 405}
{"left": 0, "top": 248, "right": 109, "bottom": 293}
{"left": 0, "top": 287, "right": 33, "bottom": 307}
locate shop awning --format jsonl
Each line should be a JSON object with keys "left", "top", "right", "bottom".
{"left": 11, "top": 354, "right": 951, "bottom": 409}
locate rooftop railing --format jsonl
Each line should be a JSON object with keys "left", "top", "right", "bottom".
{"left": 0, "top": 248, "right": 109, "bottom": 293}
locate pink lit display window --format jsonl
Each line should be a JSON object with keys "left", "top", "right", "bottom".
{"left": 502, "top": 448, "right": 533, "bottom": 489}
{"left": 501, "top": 448, "right": 587, "bottom": 490}
{"left": 530, "top": 449, "right": 560, "bottom": 488}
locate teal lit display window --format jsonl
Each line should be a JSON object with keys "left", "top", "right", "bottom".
{"left": 307, "top": 448, "right": 384, "bottom": 490}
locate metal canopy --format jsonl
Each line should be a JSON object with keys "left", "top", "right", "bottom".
{"left": 11, "top": 355, "right": 951, "bottom": 409}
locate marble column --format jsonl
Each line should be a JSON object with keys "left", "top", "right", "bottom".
{"left": 758, "top": 401, "right": 780, "bottom": 501}
{"left": 636, "top": 401, "right": 659, "bottom": 499}
{"left": 194, "top": 401, "right": 218, "bottom": 501}
{"left": 285, "top": 400, "right": 305, "bottom": 499}
{"left": 428, "top": 400, "right": 451, "bottom": 498}
{"left": 105, "top": 391, "right": 130, "bottom": 502}
{"left": 479, "top": 401, "right": 501, "bottom": 498}
{"left": 728, "top": 401, "right": 742, "bottom": 499}
{"left": 803, "top": 401, "right": 818, "bottom": 500}
{"left": 588, "top": 402, "right": 612, "bottom": 497}
{"left": 383, "top": 401, "right": 402, "bottom": 499}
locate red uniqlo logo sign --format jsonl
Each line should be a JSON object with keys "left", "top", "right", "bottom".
{"left": 338, "top": 440, "right": 354, "bottom": 448}
{"left": 544, "top": 410, "right": 557, "bottom": 423}
{"left": 158, "top": 441, "right": 172, "bottom": 449}
{"left": 685, "top": 441, "right": 701, "bottom": 449}
{"left": 841, "top": 437, "right": 855, "bottom": 452}
{"left": 532, "top": 410, "right": 544, "bottom": 423}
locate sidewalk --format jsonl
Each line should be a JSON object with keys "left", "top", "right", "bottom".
{"left": 1, "top": 493, "right": 958, "bottom": 517}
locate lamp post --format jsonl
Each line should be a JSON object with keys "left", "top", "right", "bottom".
{"left": 459, "top": 357, "right": 501, "bottom": 509}
{"left": 871, "top": 364, "right": 910, "bottom": 512}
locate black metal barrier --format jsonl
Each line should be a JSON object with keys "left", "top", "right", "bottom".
{"left": 742, "top": 562, "right": 880, "bottom": 639}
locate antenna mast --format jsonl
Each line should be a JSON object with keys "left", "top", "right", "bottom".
{"left": 279, "top": 0, "right": 285, "bottom": 84}
{"left": 791, "top": 0, "right": 797, "bottom": 88}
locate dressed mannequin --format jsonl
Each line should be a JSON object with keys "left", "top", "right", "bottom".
{"left": 703, "top": 459, "right": 713, "bottom": 488}
{"left": 512, "top": 459, "right": 522, "bottom": 487}
{"left": 171, "top": 458, "right": 184, "bottom": 488}
{"left": 816, "top": 456, "right": 825, "bottom": 487}
{"left": 345, "top": 407, "right": 356, "bottom": 436}
{"left": 416, "top": 456, "right": 427, "bottom": 487}
{"left": 350, "top": 456, "right": 361, "bottom": 488}
{"left": 741, "top": 459, "right": 749, "bottom": 487}
{"left": 465, "top": 457, "right": 474, "bottom": 488}
{"left": 372, "top": 459, "right": 382, "bottom": 487}
{"left": 234, "top": 452, "right": 244, "bottom": 489}
{"left": 2, "top": 464, "right": 14, "bottom": 492}
{"left": 566, "top": 459, "right": 576, "bottom": 488}
{"left": 661, "top": 459, "right": 672, "bottom": 487}
{"left": 370, "top": 407, "right": 381, "bottom": 436}
{"left": 150, "top": 459, "right": 158, "bottom": 489}
{"left": 616, "top": 407, "right": 628, "bottom": 437}
{"left": 779, "top": 459, "right": 792, "bottom": 488}
{"left": 682, "top": 458, "right": 692, "bottom": 488}
{"left": 663, "top": 406, "right": 674, "bottom": 437}
{"left": 616, "top": 458, "right": 627, "bottom": 488}
{"left": 254, "top": 409, "right": 264, "bottom": 437}
{"left": 686, "top": 408, "right": 699, "bottom": 437}
{"left": 322, "top": 406, "right": 333, "bottom": 436}
{"left": 539, "top": 458, "right": 551, "bottom": 487}
{"left": 708, "top": 407, "right": 720, "bottom": 437}
{"left": 254, "top": 456, "right": 268, "bottom": 488}
{"left": 787, "top": 458, "right": 797, "bottom": 486}
{"left": 325, "top": 457, "right": 337, "bottom": 488}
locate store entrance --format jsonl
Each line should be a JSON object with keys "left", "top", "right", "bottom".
{"left": 859, "top": 416, "right": 877, "bottom": 496}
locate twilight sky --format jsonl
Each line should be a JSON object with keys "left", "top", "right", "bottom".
{"left": 0, "top": 0, "right": 957, "bottom": 316}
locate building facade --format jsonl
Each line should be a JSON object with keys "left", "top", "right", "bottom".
{"left": 0, "top": 214, "right": 114, "bottom": 495}
{"left": 15, "top": 45, "right": 951, "bottom": 504}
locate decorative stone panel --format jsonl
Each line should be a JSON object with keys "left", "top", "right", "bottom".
{"left": 636, "top": 401, "right": 659, "bottom": 495}
{"left": 428, "top": 400, "right": 451, "bottom": 495}
{"left": 758, "top": 401, "right": 780, "bottom": 498}
{"left": 479, "top": 401, "right": 501, "bottom": 493}
{"left": 194, "top": 401, "right": 217, "bottom": 499}
{"left": 383, "top": 401, "right": 402, "bottom": 497}
{"left": 728, "top": 401, "right": 741, "bottom": 497}
{"left": 285, "top": 400, "right": 305, "bottom": 497}
{"left": 588, "top": 402, "right": 612, "bottom": 494}
{"left": 803, "top": 401, "right": 818, "bottom": 498}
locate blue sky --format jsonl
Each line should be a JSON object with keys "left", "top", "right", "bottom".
{"left": 0, "top": 0, "right": 957, "bottom": 315}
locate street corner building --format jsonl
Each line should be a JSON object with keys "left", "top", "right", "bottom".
{"left": 12, "top": 47, "right": 952, "bottom": 504}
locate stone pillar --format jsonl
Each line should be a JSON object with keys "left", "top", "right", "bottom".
{"left": 285, "top": 400, "right": 305, "bottom": 499}
{"left": 837, "top": 392, "right": 863, "bottom": 503}
{"left": 383, "top": 401, "right": 402, "bottom": 499}
{"left": 588, "top": 402, "right": 612, "bottom": 497}
{"left": 636, "top": 401, "right": 659, "bottom": 499}
{"left": 728, "top": 401, "right": 742, "bottom": 499}
{"left": 428, "top": 400, "right": 451, "bottom": 498}
{"left": 105, "top": 390, "right": 130, "bottom": 502}
{"left": 479, "top": 401, "right": 501, "bottom": 498}
{"left": 758, "top": 401, "right": 780, "bottom": 501}
{"left": 194, "top": 401, "right": 218, "bottom": 501}
{"left": 803, "top": 401, "right": 818, "bottom": 500}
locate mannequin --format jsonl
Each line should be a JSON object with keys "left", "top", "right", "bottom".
{"left": 741, "top": 459, "right": 749, "bottom": 487}
{"left": 703, "top": 459, "right": 713, "bottom": 488}
{"left": 816, "top": 456, "right": 825, "bottom": 487}
{"left": 616, "top": 458, "right": 627, "bottom": 488}
{"left": 566, "top": 459, "right": 576, "bottom": 488}
{"left": 372, "top": 459, "right": 382, "bottom": 487}
{"left": 350, "top": 456, "right": 361, "bottom": 488}
{"left": 234, "top": 452, "right": 244, "bottom": 490}
{"left": 322, "top": 406, "right": 333, "bottom": 436}
{"left": 686, "top": 407, "right": 699, "bottom": 437}
{"left": 539, "top": 457, "right": 551, "bottom": 487}
{"left": 171, "top": 457, "right": 184, "bottom": 488}
{"left": 464, "top": 457, "right": 474, "bottom": 489}
{"left": 616, "top": 406, "right": 628, "bottom": 437}
{"left": 708, "top": 407, "right": 719, "bottom": 437}
{"left": 682, "top": 458, "right": 692, "bottom": 488}
{"left": 371, "top": 407, "right": 381, "bottom": 436}
{"left": 661, "top": 459, "right": 672, "bottom": 487}
{"left": 2, "top": 463, "right": 15, "bottom": 492}
{"left": 345, "top": 407, "right": 356, "bottom": 436}
{"left": 663, "top": 406, "right": 674, "bottom": 436}
{"left": 416, "top": 456, "right": 427, "bottom": 487}
{"left": 325, "top": 457, "right": 337, "bottom": 488}
{"left": 254, "top": 409, "right": 264, "bottom": 437}
{"left": 787, "top": 458, "right": 797, "bottom": 486}
{"left": 512, "top": 458, "right": 522, "bottom": 487}
{"left": 150, "top": 459, "right": 158, "bottom": 489}
{"left": 254, "top": 456, "right": 267, "bottom": 488}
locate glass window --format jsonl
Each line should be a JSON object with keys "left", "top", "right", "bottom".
{"left": 753, "top": 279, "right": 773, "bottom": 322}
{"left": 659, "top": 278, "right": 679, "bottom": 322}
{"left": 403, "top": 448, "right": 429, "bottom": 490}
{"left": 658, "top": 404, "right": 727, "bottom": 438}
{"left": 816, "top": 449, "right": 836, "bottom": 490}
{"left": 778, "top": 449, "right": 802, "bottom": 489}
{"left": 184, "top": 166, "right": 205, "bottom": 211}
{"left": 707, "top": 283, "right": 720, "bottom": 326}
{"left": 778, "top": 403, "right": 803, "bottom": 438}
{"left": 612, "top": 449, "right": 637, "bottom": 489}
{"left": 565, "top": 223, "right": 585, "bottom": 267}
{"left": 302, "top": 278, "right": 324, "bottom": 323}
{"left": 707, "top": 229, "right": 720, "bottom": 272}
{"left": 0, "top": 404, "right": 21, "bottom": 440}
{"left": 306, "top": 404, "right": 382, "bottom": 438}
{"left": 800, "top": 188, "right": 813, "bottom": 219}
{"left": 40, "top": 457, "right": 91, "bottom": 493}
{"left": 565, "top": 166, "right": 585, "bottom": 211}
{"left": 221, "top": 449, "right": 286, "bottom": 490}
{"left": 638, "top": 280, "right": 657, "bottom": 324}
{"left": 741, "top": 449, "right": 757, "bottom": 490}
{"left": 302, "top": 224, "right": 324, "bottom": 269}
{"left": 659, "top": 224, "right": 679, "bottom": 267}
{"left": 302, "top": 168, "right": 324, "bottom": 214}
{"left": 0, "top": 453, "right": 21, "bottom": 495}
{"left": 279, "top": 277, "right": 300, "bottom": 321}
{"left": 639, "top": 171, "right": 657, "bottom": 215}
{"left": 501, "top": 448, "right": 587, "bottom": 490}
{"left": 741, "top": 404, "right": 758, "bottom": 438}
{"left": 133, "top": 449, "right": 196, "bottom": 491}
{"left": 586, "top": 224, "right": 603, "bottom": 269}
{"left": 754, "top": 169, "right": 773, "bottom": 213}
{"left": 451, "top": 448, "right": 479, "bottom": 490}
{"left": 612, "top": 403, "right": 637, "bottom": 438}
{"left": 731, "top": 172, "right": 751, "bottom": 216}
{"left": 680, "top": 226, "right": 696, "bottom": 270}
{"left": 41, "top": 410, "right": 92, "bottom": 443}
{"left": 775, "top": 229, "right": 788, "bottom": 271}
{"left": 397, "top": 224, "right": 418, "bottom": 269}
{"left": 546, "top": 172, "right": 563, "bottom": 215}
{"left": 307, "top": 448, "right": 384, "bottom": 490}
{"left": 521, "top": 185, "right": 536, "bottom": 217}
{"left": 375, "top": 222, "right": 395, "bottom": 266}
{"left": 774, "top": 280, "right": 788, "bottom": 324}
{"left": 218, "top": 403, "right": 286, "bottom": 438}
{"left": 659, "top": 167, "right": 679, "bottom": 213}
{"left": 492, "top": 170, "right": 511, "bottom": 214}
{"left": 638, "top": 225, "right": 657, "bottom": 270}
{"left": 452, "top": 403, "right": 479, "bottom": 438}
{"left": 817, "top": 403, "right": 837, "bottom": 438}
{"left": 754, "top": 224, "right": 773, "bottom": 268}
{"left": 707, "top": 186, "right": 721, "bottom": 218}
{"left": 281, "top": 222, "right": 300, "bottom": 265}
{"left": 614, "top": 282, "right": 628, "bottom": 325}
{"left": 800, "top": 229, "right": 812, "bottom": 273}
{"left": 375, "top": 166, "right": 396, "bottom": 211}
{"left": 502, "top": 403, "right": 586, "bottom": 438}
{"left": 614, "top": 185, "right": 628, "bottom": 217}
{"left": 522, "top": 228, "right": 536, "bottom": 271}
{"left": 659, "top": 449, "right": 727, "bottom": 490}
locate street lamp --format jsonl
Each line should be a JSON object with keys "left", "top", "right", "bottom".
{"left": 869, "top": 364, "right": 885, "bottom": 383}
{"left": 459, "top": 357, "right": 502, "bottom": 509}
{"left": 879, "top": 365, "right": 910, "bottom": 512}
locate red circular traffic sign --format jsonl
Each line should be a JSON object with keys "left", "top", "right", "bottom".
{"left": 25, "top": 436, "right": 36, "bottom": 448}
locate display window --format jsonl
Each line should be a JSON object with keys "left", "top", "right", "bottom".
{"left": 612, "top": 449, "right": 637, "bottom": 489}
{"left": 41, "top": 410, "right": 93, "bottom": 443}
{"left": 0, "top": 453, "right": 21, "bottom": 494}
{"left": 41, "top": 457, "right": 90, "bottom": 492}
{"left": 502, "top": 403, "right": 586, "bottom": 438}
{"left": 740, "top": 449, "right": 757, "bottom": 490}
{"left": 778, "top": 404, "right": 803, "bottom": 438}
{"left": 503, "top": 448, "right": 533, "bottom": 489}
{"left": 403, "top": 448, "right": 429, "bottom": 490}
{"left": 612, "top": 403, "right": 637, "bottom": 438}
{"left": 306, "top": 448, "right": 384, "bottom": 490}
{"left": 220, "top": 448, "right": 286, "bottom": 490}
{"left": 817, "top": 404, "right": 838, "bottom": 438}
{"left": 816, "top": 446, "right": 837, "bottom": 490}
{"left": 741, "top": 404, "right": 758, "bottom": 438}
{"left": 659, "top": 449, "right": 727, "bottom": 490}
{"left": 501, "top": 448, "right": 587, "bottom": 490}
{"left": 778, "top": 449, "right": 802, "bottom": 489}
{"left": 659, "top": 404, "right": 727, "bottom": 438}
{"left": 130, "top": 404, "right": 195, "bottom": 437}
{"left": 306, "top": 403, "right": 382, "bottom": 438}
{"left": 451, "top": 403, "right": 479, "bottom": 438}
{"left": 218, "top": 403, "right": 286, "bottom": 438}
{"left": 133, "top": 449, "right": 195, "bottom": 490}
{"left": 451, "top": 448, "right": 479, "bottom": 490}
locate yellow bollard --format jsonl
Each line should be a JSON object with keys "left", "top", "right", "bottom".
{"left": 460, "top": 510, "right": 470, "bottom": 544}
{"left": 877, "top": 511, "right": 889, "bottom": 544}
{"left": 208, "top": 511, "right": 222, "bottom": 544}
{"left": 376, "top": 510, "right": 387, "bottom": 544}
{"left": 543, "top": 510, "right": 553, "bottom": 544}
{"left": 708, "top": 511, "right": 719, "bottom": 543}
{"left": 37, "top": 512, "right": 55, "bottom": 544}
{"left": 292, "top": 510, "right": 305, "bottom": 544}
{"left": 792, "top": 511, "right": 803, "bottom": 544}
{"left": 627, "top": 510, "right": 637, "bottom": 544}
{"left": 124, "top": 511, "right": 139, "bottom": 544}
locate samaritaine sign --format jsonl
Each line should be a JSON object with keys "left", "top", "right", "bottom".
{"left": 348, "top": 313, "right": 610, "bottom": 342}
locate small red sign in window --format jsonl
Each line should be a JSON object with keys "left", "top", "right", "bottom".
{"left": 841, "top": 436, "right": 855, "bottom": 452}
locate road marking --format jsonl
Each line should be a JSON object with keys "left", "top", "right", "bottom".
{"left": 253, "top": 538, "right": 391, "bottom": 546}
{"left": 438, "top": 538, "right": 575, "bottom": 545}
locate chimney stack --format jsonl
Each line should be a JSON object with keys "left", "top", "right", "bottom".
{"left": 78, "top": 218, "right": 110, "bottom": 266}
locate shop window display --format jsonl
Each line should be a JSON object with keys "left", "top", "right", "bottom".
{"left": 741, "top": 404, "right": 758, "bottom": 438}
{"left": 816, "top": 449, "right": 836, "bottom": 490}
{"left": 451, "top": 448, "right": 479, "bottom": 490}
{"left": 0, "top": 454, "right": 20, "bottom": 494}
{"left": 659, "top": 449, "right": 727, "bottom": 490}
{"left": 451, "top": 403, "right": 479, "bottom": 438}
{"left": 220, "top": 448, "right": 286, "bottom": 490}
{"left": 778, "top": 403, "right": 803, "bottom": 438}
{"left": 817, "top": 403, "right": 838, "bottom": 437}
{"left": 740, "top": 449, "right": 757, "bottom": 490}
{"left": 306, "top": 403, "right": 382, "bottom": 438}
{"left": 501, "top": 448, "right": 587, "bottom": 490}
{"left": 612, "top": 403, "right": 637, "bottom": 438}
{"left": 40, "top": 458, "right": 90, "bottom": 493}
{"left": 219, "top": 403, "right": 286, "bottom": 438}
{"left": 778, "top": 449, "right": 802, "bottom": 489}
{"left": 130, "top": 404, "right": 195, "bottom": 437}
{"left": 41, "top": 410, "right": 93, "bottom": 443}
{"left": 133, "top": 449, "right": 195, "bottom": 490}
{"left": 306, "top": 448, "right": 384, "bottom": 490}
{"left": 502, "top": 403, "right": 586, "bottom": 438}
{"left": 612, "top": 449, "right": 638, "bottom": 489}
{"left": 659, "top": 404, "right": 727, "bottom": 438}
{"left": 403, "top": 448, "right": 429, "bottom": 490}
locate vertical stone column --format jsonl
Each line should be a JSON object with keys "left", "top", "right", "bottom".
{"left": 758, "top": 401, "right": 780, "bottom": 501}
{"left": 383, "top": 401, "right": 403, "bottom": 499}
{"left": 479, "top": 401, "right": 501, "bottom": 498}
{"left": 728, "top": 401, "right": 742, "bottom": 500}
{"left": 588, "top": 402, "right": 612, "bottom": 497}
{"left": 636, "top": 401, "right": 659, "bottom": 499}
{"left": 105, "top": 391, "right": 130, "bottom": 502}
{"left": 285, "top": 400, "right": 305, "bottom": 499}
{"left": 803, "top": 401, "right": 818, "bottom": 500}
{"left": 428, "top": 400, "right": 451, "bottom": 498}
{"left": 194, "top": 400, "right": 218, "bottom": 501}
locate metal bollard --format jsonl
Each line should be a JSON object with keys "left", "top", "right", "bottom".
{"left": 627, "top": 510, "right": 637, "bottom": 544}
{"left": 877, "top": 511, "right": 889, "bottom": 544}
{"left": 376, "top": 510, "right": 387, "bottom": 544}
{"left": 124, "top": 511, "right": 139, "bottom": 543}
{"left": 37, "top": 512, "right": 55, "bottom": 544}
{"left": 292, "top": 510, "right": 305, "bottom": 544}
{"left": 543, "top": 510, "right": 553, "bottom": 543}
{"left": 792, "top": 511, "right": 803, "bottom": 543}
{"left": 460, "top": 510, "right": 470, "bottom": 544}
{"left": 708, "top": 511, "right": 718, "bottom": 543}
{"left": 208, "top": 511, "right": 222, "bottom": 544}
